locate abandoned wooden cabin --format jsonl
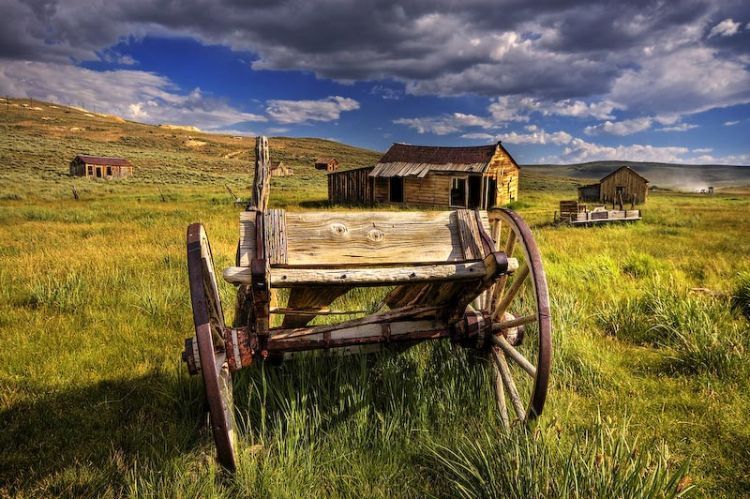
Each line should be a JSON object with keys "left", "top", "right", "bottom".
{"left": 69, "top": 155, "right": 133, "bottom": 179}
{"left": 270, "top": 160, "right": 292, "bottom": 177}
{"left": 327, "top": 142, "right": 520, "bottom": 208}
{"left": 578, "top": 166, "right": 649, "bottom": 204}
{"left": 314, "top": 157, "right": 339, "bottom": 172}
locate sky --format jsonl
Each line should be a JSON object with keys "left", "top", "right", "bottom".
{"left": 0, "top": 0, "right": 749, "bottom": 165}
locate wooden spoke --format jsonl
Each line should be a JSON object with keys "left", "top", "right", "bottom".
{"left": 491, "top": 335, "right": 537, "bottom": 377}
{"left": 492, "top": 262, "right": 529, "bottom": 319}
{"left": 492, "top": 314, "right": 537, "bottom": 331}
{"left": 492, "top": 358, "right": 511, "bottom": 429}
{"left": 491, "top": 347, "right": 525, "bottom": 420}
{"left": 504, "top": 229, "right": 517, "bottom": 256}
{"left": 491, "top": 219, "right": 502, "bottom": 246}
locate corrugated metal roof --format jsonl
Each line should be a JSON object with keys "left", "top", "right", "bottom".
{"left": 370, "top": 143, "right": 499, "bottom": 177}
{"left": 74, "top": 155, "right": 131, "bottom": 166}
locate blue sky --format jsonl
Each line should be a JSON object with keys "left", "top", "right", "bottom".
{"left": 1, "top": 0, "right": 749, "bottom": 164}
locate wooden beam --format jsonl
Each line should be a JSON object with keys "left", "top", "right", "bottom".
{"left": 224, "top": 260, "right": 492, "bottom": 287}
{"left": 251, "top": 136, "right": 270, "bottom": 211}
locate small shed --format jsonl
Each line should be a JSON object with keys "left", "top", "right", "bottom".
{"left": 270, "top": 160, "right": 292, "bottom": 177}
{"left": 327, "top": 142, "right": 520, "bottom": 208}
{"left": 577, "top": 166, "right": 649, "bottom": 204}
{"left": 315, "top": 157, "right": 339, "bottom": 172}
{"left": 69, "top": 155, "right": 133, "bottom": 179}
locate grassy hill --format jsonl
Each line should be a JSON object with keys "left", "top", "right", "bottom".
{"left": 524, "top": 160, "right": 750, "bottom": 190}
{"left": 0, "top": 97, "right": 381, "bottom": 197}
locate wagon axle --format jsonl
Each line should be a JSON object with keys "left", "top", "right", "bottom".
{"left": 182, "top": 136, "right": 551, "bottom": 471}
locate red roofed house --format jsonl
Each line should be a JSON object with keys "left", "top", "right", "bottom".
{"left": 69, "top": 155, "right": 133, "bottom": 179}
{"left": 327, "top": 142, "right": 520, "bottom": 208}
{"left": 314, "top": 157, "right": 339, "bottom": 172}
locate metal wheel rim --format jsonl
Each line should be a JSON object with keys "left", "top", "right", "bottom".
{"left": 484, "top": 208, "right": 551, "bottom": 425}
{"left": 187, "top": 223, "right": 238, "bottom": 471}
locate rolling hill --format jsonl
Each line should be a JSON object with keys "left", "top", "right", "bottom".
{"left": 524, "top": 160, "right": 750, "bottom": 190}
{"left": 0, "top": 97, "right": 382, "bottom": 187}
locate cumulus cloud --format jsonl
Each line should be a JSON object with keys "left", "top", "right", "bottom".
{"left": 499, "top": 129, "right": 573, "bottom": 145}
{"left": 545, "top": 137, "right": 749, "bottom": 165}
{"left": 265, "top": 96, "right": 359, "bottom": 124}
{"left": 708, "top": 18, "right": 742, "bottom": 38}
{"left": 0, "top": 60, "right": 266, "bottom": 130}
{"left": 724, "top": 120, "right": 740, "bottom": 126}
{"left": 394, "top": 113, "right": 495, "bottom": 135}
{"left": 656, "top": 123, "right": 699, "bottom": 132}
{"left": 488, "top": 96, "right": 621, "bottom": 123}
{"left": 609, "top": 46, "right": 750, "bottom": 116}
{"left": 584, "top": 117, "right": 654, "bottom": 136}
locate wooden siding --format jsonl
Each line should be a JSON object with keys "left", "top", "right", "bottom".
{"left": 327, "top": 167, "right": 374, "bottom": 204}
{"left": 485, "top": 146, "right": 519, "bottom": 206}
{"left": 578, "top": 183, "right": 601, "bottom": 202}
{"left": 600, "top": 168, "right": 648, "bottom": 204}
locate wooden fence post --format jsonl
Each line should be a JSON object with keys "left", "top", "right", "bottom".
{"left": 251, "top": 136, "right": 270, "bottom": 211}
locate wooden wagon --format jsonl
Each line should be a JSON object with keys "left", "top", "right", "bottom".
{"left": 183, "top": 137, "right": 552, "bottom": 470}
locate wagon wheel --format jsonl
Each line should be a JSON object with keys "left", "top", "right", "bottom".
{"left": 479, "top": 208, "right": 551, "bottom": 429}
{"left": 187, "top": 223, "right": 238, "bottom": 471}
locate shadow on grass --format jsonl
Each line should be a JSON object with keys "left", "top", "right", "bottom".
{"left": 0, "top": 370, "right": 205, "bottom": 496}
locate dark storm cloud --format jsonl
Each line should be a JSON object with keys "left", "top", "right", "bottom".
{"left": 1, "top": 0, "right": 749, "bottom": 107}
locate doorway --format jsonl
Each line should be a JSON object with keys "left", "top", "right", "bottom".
{"left": 487, "top": 177, "right": 497, "bottom": 208}
{"left": 389, "top": 177, "right": 404, "bottom": 203}
{"left": 468, "top": 176, "right": 482, "bottom": 209}
{"left": 96, "top": 167, "right": 102, "bottom": 178}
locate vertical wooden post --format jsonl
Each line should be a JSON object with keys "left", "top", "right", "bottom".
{"left": 251, "top": 136, "right": 270, "bottom": 211}
{"left": 249, "top": 136, "right": 272, "bottom": 353}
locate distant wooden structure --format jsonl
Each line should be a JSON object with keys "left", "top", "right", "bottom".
{"left": 315, "top": 157, "right": 339, "bottom": 172}
{"left": 328, "top": 142, "right": 520, "bottom": 208}
{"left": 578, "top": 166, "right": 649, "bottom": 204}
{"left": 555, "top": 200, "right": 641, "bottom": 226}
{"left": 69, "top": 155, "right": 133, "bottom": 179}
{"left": 328, "top": 166, "right": 374, "bottom": 204}
{"left": 270, "top": 160, "right": 292, "bottom": 177}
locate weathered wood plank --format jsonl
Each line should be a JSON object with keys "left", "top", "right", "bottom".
{"left": 240, "top": 210, "right": 491, "bottom": 267}
{"left": 281, "top": 287, "right": 351, "bottom": 327}
{"left": 456, "top": 209, "right": 484, "bottom": 260}
{"left": 224, "top": 260, "right": 491, "bottom": 287}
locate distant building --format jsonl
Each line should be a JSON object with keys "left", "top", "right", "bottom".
{"left": 327, "top": 141, "right": 520, "bottom": 208}
{"left": 315, "top": 157, "right": 339, "bottom": 172}
{"left": 270, "top": 160, "right": 292, "bottom": 177}
{"left": 70, "top": 155, "right": 133, "bottom": 179}
{"left": 578, "top": 166, "right": 649, "bottom": 204}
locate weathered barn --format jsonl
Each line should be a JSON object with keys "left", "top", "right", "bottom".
{"left": 364, "top": 142, "right": 519, "bottom": 208}
{"left": 315, "top": 157, "right": 339, "bottom": 172}
{"left": 577, "top": 166, "right": 649, "bottom": 204}
{"left": 69, "top": 155, "right": 133, "bottom": 179}
{"left": 270, "top": 160, "right": 292, "bottom": 177}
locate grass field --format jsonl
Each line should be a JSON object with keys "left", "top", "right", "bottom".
{"left": 2, "top": 101, "right": 750, "bottom": 497}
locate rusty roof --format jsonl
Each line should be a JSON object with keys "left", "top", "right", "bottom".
{"left": 74, "top": 155, "right": 131, "bottom": 166}
{"left": 370, "top": 142, "right": 510, "bottom": 177}
{"left": 315, "top": 157, "right": 338, "bottom": 164}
